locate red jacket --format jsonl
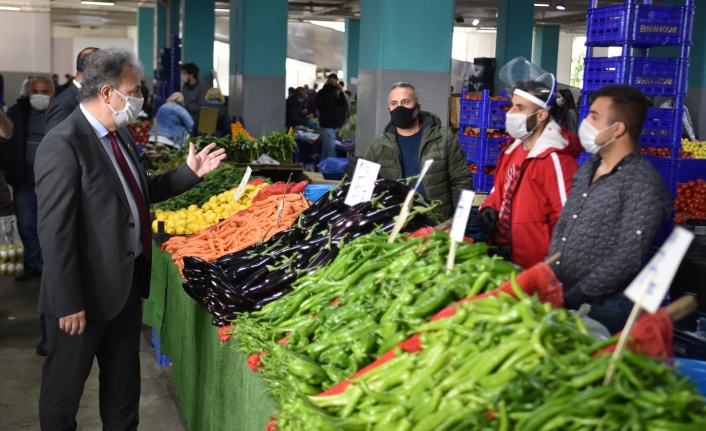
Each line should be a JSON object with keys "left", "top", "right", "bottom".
{"left": 480, "top": 120, "right": 582, "bottom": 269}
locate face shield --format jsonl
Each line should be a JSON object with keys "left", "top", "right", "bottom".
{"left": 499, "top": 57, "right": 557, "bottom": 108}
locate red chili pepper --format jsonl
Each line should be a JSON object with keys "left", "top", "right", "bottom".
{"left": 265, "top": 417, "right": 279, "bottom": 431}
{"left": 217, "top": 324, "right": 234, "bottom": 343}
{"left": 247, "top": 353, "right": 262, "bottom": 372}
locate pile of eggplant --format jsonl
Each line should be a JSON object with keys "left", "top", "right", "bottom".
{"left": 181, "top": 179, "right": 440, "bottom": 326}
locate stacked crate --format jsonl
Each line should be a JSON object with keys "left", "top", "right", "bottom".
{"left": 457, "top": 89, "right": 512, "bottom": 193}
{"left": 153, "top": 35, "right": 182, "bottom": 112}
{"left": 580, "top": 0, "right": 703, "bottom": 244}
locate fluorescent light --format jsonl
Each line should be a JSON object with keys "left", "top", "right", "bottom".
{"left": 478, "top": 29, "right": 497, "bottom": 33}
{"left": 81, "top": 1, "right": 115, "bottom": 5}
{"left": 534, "top": 2, "right": 550, "bottom": 6}
{"left": 556, "top": 0, "right": 566, "bottom": 10}
{"left": 215, "top": 8, "right": 229, "bottom": 12}
{"left": 472, "top": 18, "right": 480, "bottom": 26}
{"left": 480, "top": 27, "right": 496, "bottom": 30}
{"left": 0, "top": 6, "right": 20, "bottom": 11}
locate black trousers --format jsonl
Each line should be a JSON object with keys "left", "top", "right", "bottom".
{"left": 39, "top": 281, "right": 142, "bottom": 431}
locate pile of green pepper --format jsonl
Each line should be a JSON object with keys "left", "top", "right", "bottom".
{"left": 273, "top": 280, "right": 706, "bottom": 431}
{"left": 233, "top": 230, "right": 517, "bottom": 400}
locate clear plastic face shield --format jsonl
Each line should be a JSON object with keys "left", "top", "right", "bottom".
{"left": 498, "top": 57, "right": 557, "bottom": 109}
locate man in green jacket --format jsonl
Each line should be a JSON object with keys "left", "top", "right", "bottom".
{"left": 364, "top": 82, "right": 472, "bottom": 219}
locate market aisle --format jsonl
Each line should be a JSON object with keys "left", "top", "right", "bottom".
{"left": 0, "top": 276, "right": 188, "bottom": 431}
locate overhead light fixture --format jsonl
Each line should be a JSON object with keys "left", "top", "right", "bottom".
{"left": 472, "top": 18, "right": 480, "bottom": 26}
{"left": 478, "top": 27, "right": 497, "bottom": 33}
{"left": 556, "top": 1, "right": 566, "bottom": 10}
{"left": 215, "top": 8, "right": 229, "bottom": 12}
{"left": 0, "top": 6, "right": 20, "bottom": 11}
{"left": 81, "top": 1, "right": 115, "bottom": 5}
{"left": 534, "top": 2, "right": 550, "bottom": 6}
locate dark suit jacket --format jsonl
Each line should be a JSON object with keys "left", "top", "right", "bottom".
{"left": 35, "top": 108, "right": 201, "bottom": 322}
{"left": 44, "top": 83, "right": 79, "bottom": 134}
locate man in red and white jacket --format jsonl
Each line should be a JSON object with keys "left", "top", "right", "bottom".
{"left": 479, "top": 81, "right": 582, "bottom": 269}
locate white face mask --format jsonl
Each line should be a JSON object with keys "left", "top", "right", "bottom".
{"left": 30, "top": 94, "right": 50, "bottom": 112}
{"left": 506, "top": 110, "right": 542, "bottom": 140}
{"left": 181, "top": 73, "right": 188, "bottom": 84}
{"left": 556, "top": 97, "right": 565, "bottom": 107}
{"left": 109, "top": 88, "right": 144, "bottom": 128}
{"left": 578, "top": 119, "right": 618, "bottom": 154}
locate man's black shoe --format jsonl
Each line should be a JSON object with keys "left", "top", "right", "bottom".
{"left": 36, "top": 339, "right": 47, "bottom": 356}
{"left": 16, "top": 266, "right": 41, "bottom": 282}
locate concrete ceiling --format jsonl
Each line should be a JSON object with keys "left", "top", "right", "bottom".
{"left": 0, "top": 0, "right": 631, "bottom": 32}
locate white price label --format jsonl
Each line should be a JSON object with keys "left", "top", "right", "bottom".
{"left": 232, "top": 166, "right": 253, "bottom": 203}
{"left": 449, "top": 190, "right": 475, "bottom": 242}
{"left": 624, "top": 227, "right": 694, "bottom": 313}
{"left": 344, "top": 159, "right": 381, "bottom": 206}
{"left": 414, "top": 159, "right": 434, "bottom": 191}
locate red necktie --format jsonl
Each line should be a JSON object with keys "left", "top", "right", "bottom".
{"left": 107, "top": 132, "right": 152, "bottom": 259}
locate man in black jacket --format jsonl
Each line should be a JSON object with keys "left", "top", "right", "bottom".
{"left": 45, "top": 47, "right": 99, "bottom": 134}
{"left": 315, "top": 74, "right": 347, "bottom": 161}
{"left": 286, "top": 87, "right": 308, "bottom": 129}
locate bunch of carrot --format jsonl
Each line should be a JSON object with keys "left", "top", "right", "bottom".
{"left": 163, "top": 193, "right": 310, "bottom": 273}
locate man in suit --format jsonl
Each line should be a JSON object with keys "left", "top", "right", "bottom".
{"left": 35, "top": 47, "right": 226, "bottom": 430}
{"left": 44, "top": 47, "right": 99, "bottom": 133}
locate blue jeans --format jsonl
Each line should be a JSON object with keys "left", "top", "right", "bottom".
{"left": 588, "top": 299, "right": 634, "bottom": 335}
{"left": 14, "top": 183, "right": 43, "bottom": 270}
{"left": 319, "top": 128, "right": 337, "bottom": 162}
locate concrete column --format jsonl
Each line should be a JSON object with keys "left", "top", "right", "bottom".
{"left": 534, "top": 25, "right": 560, "bottom": 76}
{"left": 681, "top": 1, "right": 704, "bottom": 138}
{"left": 155, "top": 0, "right": 167, "bottom": 53}
{"left": 169, "top": 0, "right": 180, "bottom": 44}
{"left": 137, "top": 8, "right": 155, "bottom": 84}
{"left": 495, "top": 0, "right": 534, "bottom": 83}
{"left": 229, "top": 0, "right": 287, "bottom": 134}
{"left": 343, "top": 18, "right": 360, "bottom": 94}
{"left": 356, "top": 0, "right": 454, "bottom": 157}
{"left": 181, "top": 0, "right": 214, "bottom": 84}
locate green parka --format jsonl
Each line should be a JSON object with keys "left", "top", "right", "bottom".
{"left": 364, "top": 111, "right": 473, "bottom": 219}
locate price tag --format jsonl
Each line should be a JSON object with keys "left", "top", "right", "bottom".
{"left": 449, "top": 190, "right": 475, "bottom": 242}
{"left": 232, "top": 166, "right": 253, "bottom": 203}
{"left": 344, "top": 159, "right": 381, "bottom": 206}
{"left": 624, "top": 226, "right": 694, "bottom": 313}
{"left": 413, "top": 159, "right": 434, "bottom": 191}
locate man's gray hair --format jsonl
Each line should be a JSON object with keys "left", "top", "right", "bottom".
{"left": 389, "top": 82, "right": 419, "bottom": 104}
{"left": 30, "top": 76, "right": 55, "bottom": 95}
{"left": 79, "top": 47, "right": 144, "bottom": 102}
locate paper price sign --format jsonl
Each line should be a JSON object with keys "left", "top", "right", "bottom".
{"left": 344, "top": 159, "right": 381, "bottom": 206}
{"left": 449, "top": 190, "right": 475, "bottom": 242}
{"left": 624, "top": 226, "right": 694, "bottom": 313}
{"left": 413, "top": 159, "right": 434, "bottom": 191}
{"left": 232, "top": 166, "right": 253, "bottom": 203}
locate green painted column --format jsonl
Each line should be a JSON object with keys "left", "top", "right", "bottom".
{"left": 181, "top": 0, "right": 214, "bottom": 84}
{"left": 495, "top": 0, "right": 534, "bottom": 84}
{"left": 137, "top": 8, "right": 155, "bottom": 80}
{"left": 229, "top": 0, "right": 288, "bottom": 134}
{"left": 170, "top": 0, "right": 181, "bottom": 45}
{"left": 534, "top": 26, "right": 560, "bottom": 76}
{"left": 356, "top": 0, "right": 454, "bottom": 156}
{"left": 155, "top": 0, "right": 167, "bottom": 53}
{"left": 686, "top": 0, "right": 704, "bottom": 137}
{"left": 343, "top": 18, "right": 360, "bottom": 84}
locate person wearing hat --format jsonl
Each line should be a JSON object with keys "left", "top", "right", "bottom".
{"left": 478, "top": 80, "right": 582, "bottom": 269}
{"left": 150, "top": 91, "right": 194, "bottom": 149}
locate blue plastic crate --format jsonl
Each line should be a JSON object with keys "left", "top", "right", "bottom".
{"left": 486, "top": 99, "right": 512, "bottom": 129}
{"left": 483, "top": 136, "right": 507, "bottom": 166}
{"left": 643, "top": 154, "right": 673, "bottom": 190}
{"left": 459, "top": 132, "right": 507, "bottom": 166}
{"left": 465, "top": 207, "right": 489, "bottom": 243}
{"left": 459, "top": 89, "right": 484, "bottom": 128}
{"left": 151, "top": 327, "right": 171, "bottom": 366}
{"left": 577, "top": 152, "right": 592, "bottom": 166}
{"left": 458, "top": 133, "right": 483, "bottom": 164}
{"left": 586, "top": 2, "right": 694, "bottom": 47}
{"left": 675, "top": 359, "right": 706, "bottom": 397}
{"left": 630, "top": 57, "right": 689, "bottom": 97}
{"left": 459, "top": 89, "right": 512, "bottom": 129}
{"left": 582, "top": 57, "right": 630, "bottom": 93}
{"left": 471, "top": 172, "right": 495, "bottom": 193}
{"left": 640, "top": 108, "right": 681, "bottom": 148}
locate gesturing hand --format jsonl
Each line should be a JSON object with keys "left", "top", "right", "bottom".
{"left": 60, "top": 310, "right": 87, "bottom": 335}
{"left": 186, "top": 142, "right": 227, "bottom": 178}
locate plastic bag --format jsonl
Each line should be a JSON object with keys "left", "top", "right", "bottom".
{"left": 317, "top": 157, "right": 349, "bottom": 173}
{"left": 0, "top": 215, "right": 24, "bottom": 277}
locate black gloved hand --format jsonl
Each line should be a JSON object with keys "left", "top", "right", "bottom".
{"left": 478, "top": 208, "right": 499, "bottom": 235}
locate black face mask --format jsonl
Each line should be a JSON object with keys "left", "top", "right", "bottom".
{"left": 390, "top": 104, "right": 418, "bottom": 129}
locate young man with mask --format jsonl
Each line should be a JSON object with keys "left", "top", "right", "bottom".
{"left": 478, "top": 80, "right": 581, "bottom": 269}
{"left": 4, "top": 77, "right": 55, "bottom": 283}
{"left": 547, "top": 84, "right": 672, "bottom": 334}
{"left": 35, "top": 48, "right": 226, "bottom": 430}
{"left": 364, "top": 82, "right": 472, "bottom": 219}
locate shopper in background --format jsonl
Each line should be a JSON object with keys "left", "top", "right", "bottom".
{"left": 19, "top": 75, "right": 34, "bottom": 99}
{"left": 204, "top": 87, "right": 231, "bottom": 138}
{"left": 478, "top": 80, "right": 581, "bottom": 269}
{"left": 5, "top": 77, "right": 55, "bottom": 285}
{"left": 548, "top": 84, "right": 671, "bottom": 334}
{"left": 550, "top": 89, "right": 579, "bottom": 135}
{"left": 35, "top": 47, "right": 226, "bottom": 431}
{"left": 365, "top": 82, "right": 472, "bottom": 219}
{"left": 0, "top": 108, "right": 14, "bottom": 216}
{"left": 180, "top": 62, "right": 207, "bottom": 135}
{"left": 315, "top": 73, "right": 348, "bottom": 161}
{"left": 286, "top": 86, "right": 308, "bottom": 129}
{"left": 660, "top": 97, "right": 697, "bottom": 141}
{"left": 302, "top": 84, "right": 318, "bottom": 118}
{"left": 150, "top": 91, "right": 194, "bottom": 149}
{"left": 45, "top": 47, "right": 100, "bottom": 133}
